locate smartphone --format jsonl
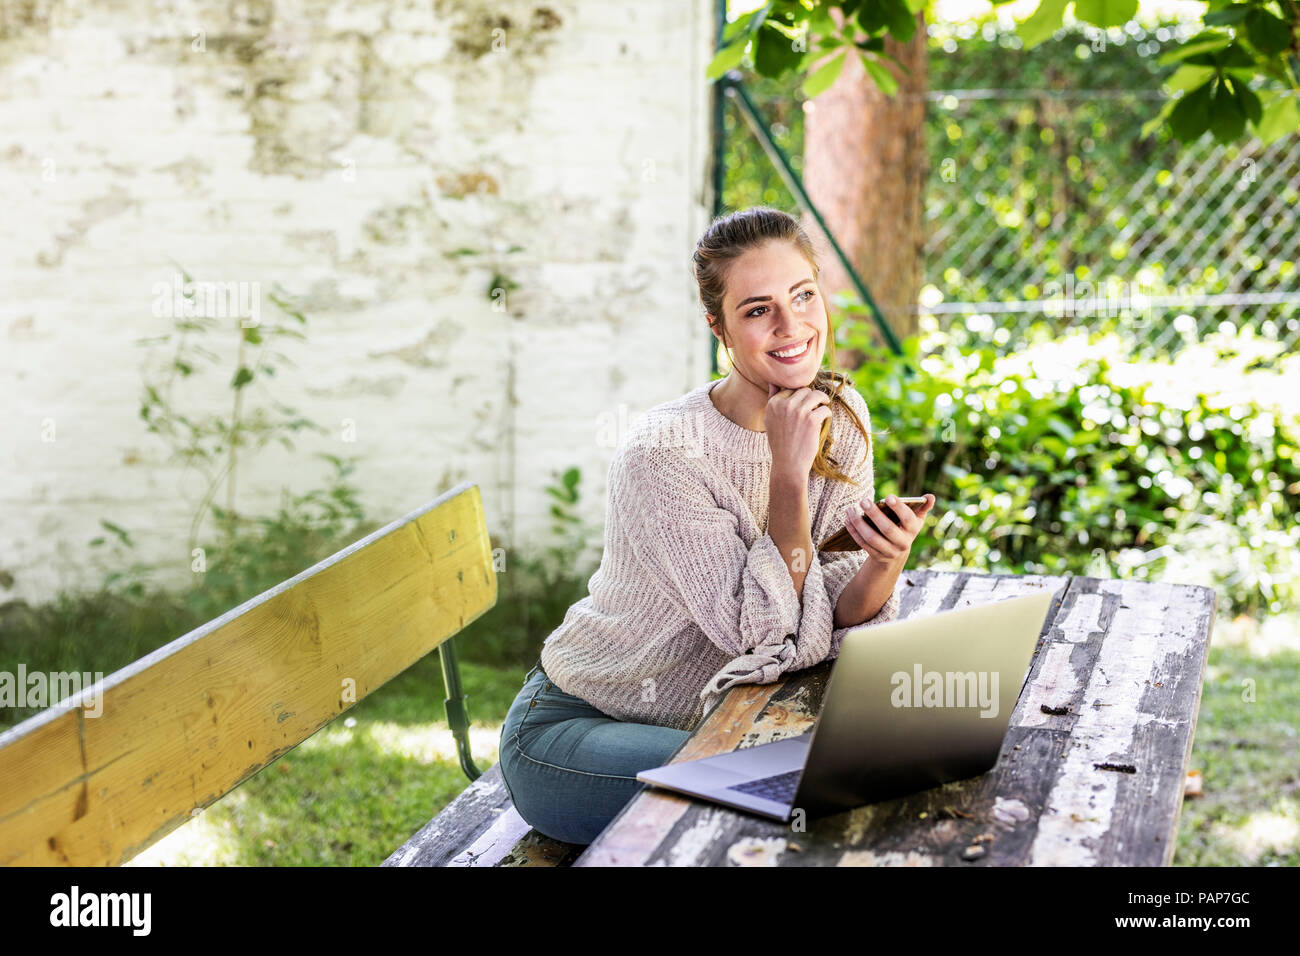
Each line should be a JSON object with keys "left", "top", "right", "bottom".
{"left": 818, "top": 496, "right": 932, "bottom": 552}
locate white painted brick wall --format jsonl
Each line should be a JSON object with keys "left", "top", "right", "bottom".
{"left": 1, "top": 0, "right": 716, "bottom": 604}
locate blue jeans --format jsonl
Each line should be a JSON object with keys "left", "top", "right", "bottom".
{"left": 498, "top": 659, "right": 692, "bottom": 845}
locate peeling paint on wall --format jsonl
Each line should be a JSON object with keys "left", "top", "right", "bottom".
{"left": 0, "top": 0, "right": 714, "bottom": 603}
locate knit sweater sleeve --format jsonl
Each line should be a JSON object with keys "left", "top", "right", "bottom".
{"left": 615, "top": 442, "right": 804, "bottom": 668}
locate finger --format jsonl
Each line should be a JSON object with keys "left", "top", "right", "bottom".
{"left": 844, "top": 502, "right": 902, "bottom": 558}
{"left": 768, "top": 381, "right": 778, "bottom": 398}
{"left": 841, "top": 504, "right": 879, "bottom": 554}
{"left": 863, "top": 499, "right": 910, "bottom": 548}
{"left": 794, "top": 387, "right": 832, "bottom": 411}
{"left": 882, "top": 495, "right": 921, "bottom": 534}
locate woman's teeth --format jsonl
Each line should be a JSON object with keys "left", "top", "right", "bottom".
{"left": 769, "top": 337, "right": 810, "bottom": 359}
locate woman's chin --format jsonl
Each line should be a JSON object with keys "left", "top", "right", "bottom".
{"left": 767, "top": 363, "right": 820, "bottom": 389}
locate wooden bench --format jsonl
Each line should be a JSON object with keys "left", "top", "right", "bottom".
{"left": 0, "top": 482, "right": 574, "bottom": 866}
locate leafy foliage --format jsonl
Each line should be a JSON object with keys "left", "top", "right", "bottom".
{"left": 837, "top": 314, "right": 1299, "bottom": 617}
{"left": 709, "top": 1, "right": 1300, "bottom": 146}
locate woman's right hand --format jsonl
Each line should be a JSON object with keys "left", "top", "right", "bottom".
{"left": 765, "top": 381, "right": 831, "bottom": 481}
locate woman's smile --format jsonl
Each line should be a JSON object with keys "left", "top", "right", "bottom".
{"left": 766, "top": 333, "right": 816, "bottom": 364}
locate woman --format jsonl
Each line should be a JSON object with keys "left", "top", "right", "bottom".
{"left": 498, "top": 206, "right": 936, "bottom": 845}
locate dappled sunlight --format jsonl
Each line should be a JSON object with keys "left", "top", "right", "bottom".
{"left": 1208, "top": 800, "right": 1300, "bottom": 864}
{"left": 125, "top": 789, "right": 250, "bottom": 867}
{"left": 1210, "top": 610, "right": 1300, "bottom": 658}
{"left": 296, "top": 717, "right": 505, "bottom": 765}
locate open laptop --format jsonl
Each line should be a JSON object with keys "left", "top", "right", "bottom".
{"left": 636, "top": 590, "right": 1056, "bottom": 822}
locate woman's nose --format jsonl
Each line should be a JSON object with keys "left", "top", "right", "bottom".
{"left": 771, "top": 307, "right": 799, "bottom": 335}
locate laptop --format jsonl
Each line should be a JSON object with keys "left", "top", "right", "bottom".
{"left": 636, "top": 589, "right": 1056, "bottom": 822}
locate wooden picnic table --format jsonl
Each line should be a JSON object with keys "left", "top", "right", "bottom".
{"left": 573, "top": 568, "right": 1217, "bottom": 867}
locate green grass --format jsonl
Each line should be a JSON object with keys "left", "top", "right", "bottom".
{"left": 1172, "top": 638, "right": 1300, "bottom": 867}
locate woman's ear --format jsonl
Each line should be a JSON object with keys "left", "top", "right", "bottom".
{"left": 706, "top": 314, "right": 728, "bottom": 347}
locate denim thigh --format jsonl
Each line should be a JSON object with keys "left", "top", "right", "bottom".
{"left": 498, "top": 661, "right": 691, "bottom": 845}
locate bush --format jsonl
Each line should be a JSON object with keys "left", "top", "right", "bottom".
{"left": 840, "top": 314, "right": 1299, "bottom": 617}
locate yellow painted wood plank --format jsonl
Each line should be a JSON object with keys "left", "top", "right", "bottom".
{"left": 0, "top": 483, "right": 496, "bottom": 866}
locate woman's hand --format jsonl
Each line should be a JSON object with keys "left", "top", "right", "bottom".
{"left": 842, "top": 493, "right": 937, "bottom": 565}
{"left": 765, "top": 381, "right": 831, "bottom": 482}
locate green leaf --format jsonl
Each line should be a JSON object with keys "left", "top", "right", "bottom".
{"left": 807, "top": 6, "right": 836, "bottom": 39}
{"left": 1040, "top": 437, "right": 1068, "bottom": 459}
{"left": 721, "top": 4, "right": 769, "bottom": 44}
{"left": 1074, "top": 0, "right": 1138, "bottom": 29}
{"left": 99, "top": 520, "right": 134, "bottom": 548}
{"left": 857, "top": 1, "right": 890, "bottom": 34}
{"left": 1231, "top": 78, "right": 1262, "bottom": 125}
{"left": 241, "top": 324, "right": 263, "bottom": 345}
{"left": 1047, "top": 415, "right": 1076, "bottom": 442}
{"left": 1255, "top": 91, "right": 1300, "bottom": 144}
{"left": 885, "top": 0, "right": 917, "bottom": 44}
{"left": 1140, "top": 95, "right": 1178, "bottom": 138}
{"left": 1164, "top": 63, "right": 1216, "bottom": 94}
{"left": 1168, "top": 78, "right": 1216, "bottom": 141}
{"left": 859, "top": 52, "right": 899, "bottom": 96}
{"left": 231, "top": 366, "right": 254, "bottom": 389}
{"left": 802, "top": 50, "right": 847, "bottom": 98}
{"left": 1210, "top": 76, "right": 1247, "bottom": 143}
{"left": 1245, "top": 8, "right": 1293, "bottom": 57}
{"left": 753, "top": 21, "right": 803, "bottom": 77}
{"left": 1019, "top": 0, "right": 1070, "bottom": 50}
{"left": 706, "top": 38, "right": 747, "bottom": 81}
{"left": 1157, "top": 30, "right": 1234, "bottom": 66}
{"left": 1216, "top": 43, "right": 1257, "bottom": 69}
{"left": 1204, "top": 4, "right": 1250, "bottom": 27}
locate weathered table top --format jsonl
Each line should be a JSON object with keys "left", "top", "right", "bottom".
{"left": 573, "top": 569, "right": 1217, "bottom": 867}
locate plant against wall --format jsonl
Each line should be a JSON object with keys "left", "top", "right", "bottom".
{"left": 87, "top": 266, "right": 366, "bottom": 605}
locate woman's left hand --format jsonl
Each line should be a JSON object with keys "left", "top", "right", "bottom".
{"left": 842, "top": 493, "right": 937, "bottom": 564}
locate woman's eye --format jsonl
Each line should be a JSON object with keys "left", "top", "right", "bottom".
{"left": 746, "top": 291, "right": 813, "bottom": 318}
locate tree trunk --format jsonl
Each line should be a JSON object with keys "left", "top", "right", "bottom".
{"left": 801, "top": 10, "right": 929, "bottom": 360}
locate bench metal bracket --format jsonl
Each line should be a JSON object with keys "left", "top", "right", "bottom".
{"left": 437, "top": 637, "right": 482, "bottom": 782}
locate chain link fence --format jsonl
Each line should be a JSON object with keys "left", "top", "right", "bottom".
{"left": 917, "top": 53, "right": 1300, "bottom": 359}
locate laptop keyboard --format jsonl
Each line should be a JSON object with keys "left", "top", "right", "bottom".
{"left": 725, "top": 768, "right": 802, "bottom": 805}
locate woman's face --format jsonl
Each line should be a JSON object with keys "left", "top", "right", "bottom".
{"left": 710, "top": 240, "right": 828, "bottom": 390}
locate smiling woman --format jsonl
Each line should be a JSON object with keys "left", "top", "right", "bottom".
{"left": 496, "top": 206, "right": 926, "bottom": 846}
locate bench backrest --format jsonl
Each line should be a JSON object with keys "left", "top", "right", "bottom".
{"left": 0, "top": 483, "right": 497, "bottom": 866}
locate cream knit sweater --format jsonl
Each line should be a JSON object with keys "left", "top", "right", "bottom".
{"left": 539, "top": 377, "right": 902, "bottom": 733}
